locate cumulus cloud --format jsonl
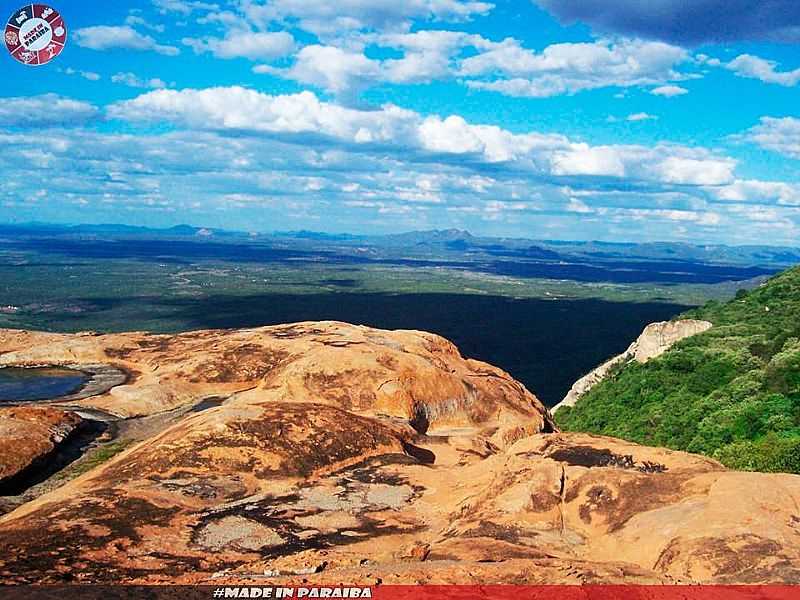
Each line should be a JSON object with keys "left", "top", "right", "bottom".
{"left": 0, "top": 95, "right": 99, "bottom": 128}
{"left": 255, "top": 45, "right": 381, "bottom": 96}
{"left": 258, "top": 32, "right": 487, "bottom": 96}
{"left": 566, "top": 197, "right": 593, "bottom": 213}
{"left": 625, "top": 208, "right": 721, "bottom": 226}
{"left": 713, "top": 180, "right": 800, "bottom": 206}
{"left": 551, "top": 145, "right": 626, "bottom": 177}
{"left": 533, "top": 0, "right": 800, "bottom": 45}
{"left": 108, "top": 87, "right": 421, "bottom": 143}
{"left": 725, "top": 54, "right": 800, "bottom": 87}
{"left": 183, "top": 30, "right": 295, "bottom": 60}
{"left": 74, "top": 25, "right": 180, "bottom": 56}
{"left": 262, "top": 35, "right": 691, "bottom": 99}
{"left": 741, "top": 117, "right": 800, "bottom": 160}
{"left": 106, "top": 86, "right": 737, "bottom": 187}
{"left": 653, "top": 155, "right": 734, "bottom": 185}
{"left": 378, "top": 30, "right": 484, "bottom": 84}
{"left": 461, "top": 38, "right": 688, "bottom": 97}
{"left": 650, "top": 85, "right": 688, "bottom": 97}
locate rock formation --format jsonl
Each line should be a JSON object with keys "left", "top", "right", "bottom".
{"left": 0, "top": 407, "right": 81, "bottom": 488}
{"left": 0, "top": 321, "right": 798, "bottom": 585}
{"left": 0, "top": 322, "right": 552, "bottom": 445}
{"left": 553, "top": 319, "right": 712, "bottom": 413}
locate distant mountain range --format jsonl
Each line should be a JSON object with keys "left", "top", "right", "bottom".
{"left": 1, "top": 222, "right": 799, "bottom": 268}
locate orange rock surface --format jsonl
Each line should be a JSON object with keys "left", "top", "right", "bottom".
{"left": 0, "top": 407, "right": 81, "bottom": 485}
{"left": 0, "top": 322, "right": 798, "bottom": 585}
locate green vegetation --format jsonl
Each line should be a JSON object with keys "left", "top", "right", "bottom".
{"left": 557, "top": 266, "right": 800, "bottom": 473}
{"left": 60, "top": 441, "right": 133, "bottom": 480}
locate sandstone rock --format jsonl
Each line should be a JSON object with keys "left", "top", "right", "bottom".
{"left": 553, "top": 319, "right": 712, "bottom": 412}
{"left": 0, "top": 323, "right": 553, "bottom": 441}
{"left": 0, "top": 407, "right": 81, "bottom": 486}
{"left": 0, "top": 322, "right": 798, "bottom": 585}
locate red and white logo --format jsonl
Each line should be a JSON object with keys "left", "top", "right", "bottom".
{"left": 5, "top": 4, "right": 66, "bottom": 66}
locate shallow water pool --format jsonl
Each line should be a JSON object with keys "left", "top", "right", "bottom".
{"left": 0, "top": 367, "right": 88, "bottom": 402}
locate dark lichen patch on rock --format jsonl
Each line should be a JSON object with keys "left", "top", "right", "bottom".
{"left": 191, "top": 468, "right": 425, "bottom": 560}
{"left": 0, "top": 493, "right": 178, "bottom": 583}
{"left": 527, "top": 489, "right": 561, "bottom": 512}
{"left": 548, "top": 445, "right": 667, "bottom": 473}
{"left": 301, "top": 370, "right": 376, "bottom": 410}
{"left": 107, "top": 403, "right": 406, "bottom": 483}
{"left": 334, "top": 453, "right": 422, "bottom": 487}
{"left": 76, "top": 491, "right": 177, "bottom": 543}
{"left": 578, "top": 485, "right": 616, "bottom": 524}
{"left": 269, "top": 325, "right": 328, "bottom": 340}
{"left": 654, "top": 534, "right": 800, "bottom": 584}
{"left": 566, "top": 471, "right": 689, "bottom": 533}
{"left": 462, "top": 520, "right": 538, "bottom": 545}
{"left": 194, "top": 346, "right": 292, "bottom": 383}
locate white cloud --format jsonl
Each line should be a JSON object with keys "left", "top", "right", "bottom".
{"left": 650, "top": 84, "right": 688, "bottom": 97}
{"left": 152, "top": 0, "right": 219, "bottom": 15}
{"left": 183, "top": 30, "right": 295, "bottom": 60}
{"left": 418, "top": 115, "right": 534, "bottom": 161}
{"left": 460, "top": 38, "right": 689, "bottom": 97}
{"left": 107, "top": 86, "right": 737, "bottom": 188}
{"left": 263, "top": 35, "right": 693, "bottom": 99}
{"left": 626, "top": 112, "right": 658, "bottom": 121}
{"left": 1, "top": 117, "right": 796, "bottom": 243}
{"left": 696, "top": 54, "right": 722, "bottom": 68}
{"left": 259, "top": 32, "right": 485, "bottom": 95}
{"left": 378, "top": 30, "right": 482, "bottom": 84}
{"left": 713, "top": 179, "right": 800, "bottom": 206}
{"left": 62, "top": 67, "right": 101, "bottom": 81}
{"left": 741, "top": 116, "right": 800, "bottom": 160}
{"left": 112, "top": 72, "right": 168, "bottom": 89}
{"left": 552, "top": 145, "right": 626, "bottom": 177}
{"left": 0, "top": 94, "right": 99, "bottom": 128}
{"left": 255, "top": 45, "right": 380, "bottom": 96}
{"left": 74, "top": 25, "right": 180, "bottom": 56}
{"left": 726, "top": 54, "right": 800, "bottom": 87}
{"left": 625, "top": 208, "right": 721, "bottom": 226}
{"left": 108, "top": 88, "right": 423, "bottom": 146}
{"left": 654, "top": 155, "right": 735, "bottom": 186}
{"left": 240, "top": 0, "right": 494, "bottom": 37}
{"left": 125, "top": 15, "right": 166, "bottom": 33}
{"left": 566, "top": 197, "right": 593, "bottom": 213}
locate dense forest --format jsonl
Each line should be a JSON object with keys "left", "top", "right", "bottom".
{"left": 557, "top": 266, "right": 800, "bottom": 473}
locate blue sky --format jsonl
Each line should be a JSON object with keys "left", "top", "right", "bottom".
{"left": 1, "top": 0, "right": 799, "bottom": 245}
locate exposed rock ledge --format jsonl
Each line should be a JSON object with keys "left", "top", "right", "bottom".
{"left": 1, "top": 321, "right": 799, "bottom": 585}
{"left": 553, "top": 319, "right": 712, "bottom": 413}
{"left": 0, "top": 407, "right": 81, "bottom": 489}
